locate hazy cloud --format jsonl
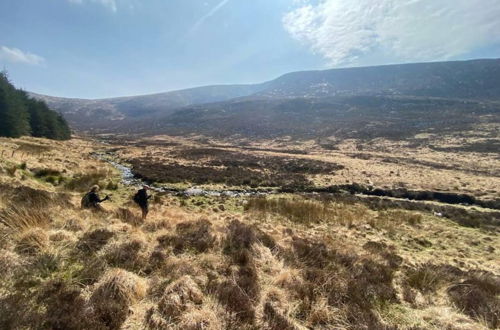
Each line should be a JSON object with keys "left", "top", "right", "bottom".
{"left": 283, "top": 0, "right": 500, "bottom": 65}
{"left": 190, "top": 0, "right": 230, "bottom": 33}
{"left": 0, "top": 46, "right": 45, "bottom": 66}
{"left": 68, "top": 0, "right": 117, "bottom": 12}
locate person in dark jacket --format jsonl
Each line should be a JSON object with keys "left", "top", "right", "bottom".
{"left": 134, "top": 185, "right": 152, "bottom": 219}
{"left": 81, "top": 185, "right": 110, "bottom": 211}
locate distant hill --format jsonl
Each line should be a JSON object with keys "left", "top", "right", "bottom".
{"left": 259, "top": 59, "right": 500, "bottom": 99}
{"left": 114, "top": 95, "right": 499, "bottom": 140}
{"left": 31, "top": 58, "right": 500, "bottom": 138}
{"left": 31, "top": 84, "right": 266, "bottom": 130}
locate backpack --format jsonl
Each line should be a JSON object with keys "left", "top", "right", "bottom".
{"left": 81, "top": 192, "right": 92, "bottom": 209}
{"left": 133, "top": 192, "right": 141, "bottom": 204}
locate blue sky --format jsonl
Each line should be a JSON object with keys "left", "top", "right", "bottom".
{"left": 1, "top": 0, "right": 500, "bottom": 99}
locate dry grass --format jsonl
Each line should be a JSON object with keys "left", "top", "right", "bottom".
{"left": 146, "top": 275, "right": 204, "bottom": 328}
{"left": 0, "top": 136, "right": 498, "bottom": 330}
{"left": 246, "top": 197, "right": 331, "bottom": 224}
{"left": 0, "top": 249, "right": 25, "bottom": 276}
{"left": 114, "top": 133, "right": 500, "bottom": 200}
{"left": 64, "top": 170, "right": 109, "bottom": 192}
{"left": 246, "top": 195, "right": 375, "bottom": 228}
{"left": 115, "top": 207, "right": 143, "bottom": 226}
{"left": 0, "top": 205, "right": 50, "bottom": 232}
{"left": 77, "top": 228, "right": 115, "bottom": 253}
{"left": 15, "top": 227, "right": 49, "bottom": 255}
{"left": 157, "top": 218, "right": 216, "bottom": 254}
{"left": 5, "top": 165, "right": 18, "bottom": 177}
{"left": 104, "top": 232, "right": 149, "bottom": 272}
{"left": 405, "top": 264, "right": 452, "bottom": 293}
{"left": 448, "top": 273, "right": 500, "bottom": 328}
{"left": 91, "top": 268, "right": 147, "bottom": 329}
{"left": 368, "top": 209, "right": 423, "bottom": 233}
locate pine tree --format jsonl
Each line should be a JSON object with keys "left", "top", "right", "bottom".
{"left": 0, "top": 71, "right": 71, "bottom": 140}
{"left": 0, "top": 72, "right": 30, "bottom": 137}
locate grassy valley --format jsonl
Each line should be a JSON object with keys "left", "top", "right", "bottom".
{"left": 5, "top": 2, "right": 500, "bottom": 328}
{"left": 0, "top": 135, "right": 498, "bottom": 329}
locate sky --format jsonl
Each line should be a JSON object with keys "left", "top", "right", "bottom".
{"left": 1, "top": 0, "right": 500, "bottom": 99}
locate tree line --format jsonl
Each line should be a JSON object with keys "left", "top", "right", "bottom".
{"left": 0, "top": 71, "right": 71, "bottom": 140}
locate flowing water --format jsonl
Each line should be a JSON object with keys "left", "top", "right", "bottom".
{"left": 93, "top": 151, "right": 275, "bottom": 197}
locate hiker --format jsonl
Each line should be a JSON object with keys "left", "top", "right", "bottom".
{"left": 81, "top": 185, "right": 110, "bottom": 211}
{"left": 134, "top": 185, "right": 152, "bottom": 219}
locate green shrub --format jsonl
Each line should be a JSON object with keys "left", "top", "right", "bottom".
{"left": 33, "top": 168, "right": 65, "bottom": 186}
{"left": 406, "top": 265, "right": 445, "bottom": 293}
{"left": 6, "top": 166, "right": 17, "bottom": 176}
{"left": 105, "top": 181, "right": 119, "bottom": 191}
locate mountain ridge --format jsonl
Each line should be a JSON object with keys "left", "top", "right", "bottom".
{"left": 31, "top": 58, "right": 500, "bottom": 137}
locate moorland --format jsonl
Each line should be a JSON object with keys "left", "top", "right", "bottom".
{"left": 0, "top": 58, "right": 498, "bottom": 329}
{"left": 0, "top": 132, "right": 498, "bottom": 329}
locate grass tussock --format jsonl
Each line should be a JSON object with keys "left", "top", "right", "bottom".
{"left": 158, "top": 219, "right": 215, "bottom": 254}
{"left": 115, "top": 207, "right": 143, "bottom": 226}
{"left": 285, "top": 236, "right": 402, "bottom": 328}
{"left": 1, "top": 136, "right": 498, "bottom": 330}
{"left": 15, "top": 227, "right": 49, "bottom": 255}
{"left": 405, "top": 264, "right": 450, "bottom": 293}
{"left": 105, "top": 234, "right": 148, "bottom": 271}
{"left": 90, "top": 268, "right": 147, "bottom": 329}
{"left": 64, "top": 170, "right": 108, "bottom": 192}
{"left": 216, "top": 220, "right": 262, "bottom": 324}
{"left": 261, "top": 288, "right": 301, "bottom": 330}
{"left": 246, "top": 197, "right": 330, "bottom": 224}
{"left": 448, "top": 273, "right": 500, "bottom": 328}
{"left": 146, "top": 275, "right": 204, "bottom": 328}
{"left": 0, "top": 205, "right": 50, "bottom": 233}
{"left": 38, "top": 279, "right": 96, "bottom": 329}
{"left": 77, "top": 228, "right": 115, "bottom": 253}
{"left": 369, "top": 209, "right": 423, "bottom": 231}
{"left": 0, "top": 184, "right": 71, "bottom": 208}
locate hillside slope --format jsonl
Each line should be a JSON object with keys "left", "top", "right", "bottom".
{"left": 32, "top": 58, "right": 500, "bottom": 137}
{"left": 126, "top": 95, "right": 500, "bottom": 139}
{"left": 260, "top": 58, "right": 500, "bottom": 99}
{"left": 31, "top": 84, "right": 265, "bottom": 129}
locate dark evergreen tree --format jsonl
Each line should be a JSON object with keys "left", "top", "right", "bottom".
{"left": 0, "top": 72, "right": 31, "bottom": 137}
{"left": 0, "top": 71, "right": 71, "bottom": 140}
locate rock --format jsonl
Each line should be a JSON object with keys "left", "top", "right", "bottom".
{"left": 184, "top": 188, "right": 205, "bottom": 196}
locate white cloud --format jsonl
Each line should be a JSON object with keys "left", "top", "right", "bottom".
{"left": 0, "top": 46, "right": 45, "bottom": 66}
{"left": 283, "top": 0, "right": 500, "bottom": 66}
{"left": 190, "top": 0, "right": 231, "bottom": 33}
{"left": 68, "top": 0, "right": 117, "bottom": 12}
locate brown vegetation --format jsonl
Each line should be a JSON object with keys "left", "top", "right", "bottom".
{"left": 0, "top": 136, "right": 498, "bottom": 329}
{"left": 157, "top": 218, "right": 216, "bottom": 254}
{"left": 90, "top": 268, "right": 147, "bottom": 329}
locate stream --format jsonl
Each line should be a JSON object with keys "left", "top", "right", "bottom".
{"left": 93, "top": 151, "right": 276, "bottom": 197}
{"left": 93, "top": 151, "right": 500, "bottom": 212}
